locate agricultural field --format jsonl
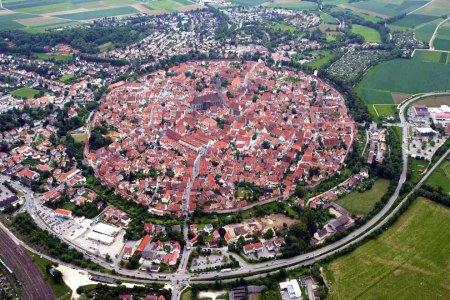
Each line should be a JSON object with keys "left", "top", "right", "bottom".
{"left": 350, "top": 24, "right": 381, "bottom": 43}
{"left": 11, "top": 87, "right": 41, "bottom": 99}
{"left": 411, "top": 0, "right": 450, "bottom": 17}
{"left": 356, "top": 52, "right": 450, "bottom": 105}
{"left": 340, "top": 0, "right": 431, "bottom": 19}
{"left": 326, "top": 197, "right": 450, "bottom": 300}
{"left": 335, "top": 179, "right": 390, "bottom": 215}
{"left": 263, "top": 0, "right": 318, "bottom": 10}
{"left": 414, "top": 18, "right": 446, "bottom": 43}
{"left": 413, "top": 94, "right": 450, "bottom": 107}
{"left": 426, "top": 158, "right": 450, "bottom": 195}
{"left": 0, "top": 0, "right": 201, "bottom": 31}
{"left": 433, "top": 20, "right": 450, "bottom": 51}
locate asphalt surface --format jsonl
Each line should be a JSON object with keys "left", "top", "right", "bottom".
{"left": 0, "top": 228, "right": 54, "bottom": 300}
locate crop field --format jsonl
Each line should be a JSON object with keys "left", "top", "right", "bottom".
{"left": 414, "top": 18, "right": 445, "bottom": 43}
{"left": 356, "top": 53, "right": 450, "bottom": 105}
{"left": 326, "top": 197, "right": 450, "bottom": 300}
{"left": 433, "top": 20, "right": 450, "bottom": 51}
{"left": 231, "top": 0, "right": 267, "bottom": 6}
{"left": 426, "top": 158, "right": 450, "bottom": 195}
{"left": 413, "top": 94, "right": 450, "bottom": 107}
{"left": 263, "top": 0, "right": 318, "bottom": 10}
{"left": 335, "top": 179, "right": 390, "bottom": 215}
{"left": 341, "top": 0, "right": 430, "bottom": 19}
{"left": 0, "top": 0, "right": 201, "bottom": 31}
{"left": 392, "top": 13, "right": 439, "bottom": 28}
{"left": 11, "top": 87, "right": 41, "bottom": 99}
{"left": 350, "top": 24, "right": 381, "bottom": 43}
{"left": 412, "top": 0, "right": 450, "bottom": 17}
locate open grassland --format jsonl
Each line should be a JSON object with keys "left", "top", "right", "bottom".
{"left": 340, "top": 0, "right": 430, "bottom": 19}
{"left": 231, "top": 0, "right": 267, "bottom": 6}
{"left": 11, "top": 87, "right": 41, "bottom": 99}
{"left": 426, "top": 158, "right": 450, "bottom": 195}
{"left": 327, "top": 198, "right": 450, "bottom": 300}
{"left": 357, "top": 53, "right": 450, "bottom": 105}
{"left": 392, "top": 13, "right": 439, "bottom": 28}
{"left": 373, "top": 104, "right": 398, "bottom": 117}
{"left": 33, "top": 52, "right": 73, "bottom": 63}
{"left": 433, "top": 20, "right": 450, "bottom": 51}
{"left": 335, "top": 179, "right": 390, "bottom": 215}
{"left": 350, "top": 24, "right": 381, "bottom": 43}
{"left": 263, "top": 0, "right": 318, "bottom": 10}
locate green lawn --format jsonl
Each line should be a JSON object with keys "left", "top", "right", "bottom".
{"left": 426, "top": 159, "right": 450, "bottom": 194}
{"left": 350, "top": 24, "right": 381, "bottom": 43}
{"left": 180, "top": 287, "right": 192, "bottom": 300}
{"left": 33, "top": 52, "right": 73, "bottom": 63}
{"left": 28, "top": 252, "right": 72, "bottom": 300}
{"left": 373, "top": 104, "right": 398, "bottom": 117}
{"left": 11, "top": 87, "right": 41, "bottom": 99}
{"left": 145, "top": 0, "right": 192, "bottom": 11}
{"left": 335, "top": 179, "right": 390, "bottom": 215}
{"left": 327, "top": 197, "right": 450, "bottom": 299}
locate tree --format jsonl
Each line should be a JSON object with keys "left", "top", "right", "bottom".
{"left": 263, "top": 228, "right": 275, "bottom": 240}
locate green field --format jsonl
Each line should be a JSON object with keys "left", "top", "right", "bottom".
{"left": 368, "top": 104, "right": 398, "bottom": 121}
{"left": 357, "top": 54, "right": 450, "bottom": 105}
{"left": 56, "top": 6, "right": 139, "bottom": 20}
{"left": 60, "top": 74, "right": 75, "bottom": 84}
{"left": 335, "top": 179, "right": 390, "bottom": 215}
{"left": 264, "top": 0, "right": 318, "bottom": 10}
{"left": 33, "top": 52, "right": 73, "bottom": 63}
{"left": 11, "top": 87, "right": 41, "bottom": 99}
{"left": 231, "top": 0, "right": 267, "bottom": 5}
{"left": 414, "top": 18, "right": 445, "bottom": 43}
{"left": 306, "top": 50, "right": 334, "bottom": 69}
{"left": 426, "top": 158, "right": 450, "bottom": 194}
{"left": 145, "top": 0, "right": 192, "bottom": 11}
{"left": 409, "top": 157, "right": 429, "bottom": 185}
{"left": 392, "top": 14, "right": 440, "bottom": 28}
{"left": 433, "top": 20, "right": 450, "bottom": 51}
{"left": 327, "top": 197, "right": 450, "bottom": 299}
{"left": 350, "top": 24, "right": 381, "bottom": 43}
{"left": 342, "top": 0, "right": 431, "bottom": 18}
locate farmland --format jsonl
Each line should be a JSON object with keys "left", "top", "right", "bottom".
{"left": 350, "top": 24, "right": 381, "bottom": 43}
{"left": 0, "top": 0, "right": 201, "bottom": 31}
{"left": 340, "top": 0, "right": 431, "bottom": 19}
{"left": 335, "top": 179, "right": 390, "bottom": 215}
{"left": 426, "top": 158, "right": 450, "bottom": 195}
{"left": 263, "top": 0, "right": 318, "bottom": 10}
{"left": 326, "top": 198, "right": 450, "bottom": 300}
{"left": 433, "top": 20, "right": 450, "bottom": 51}
{"left": 356, "top": 52, "right": 450, "bottom": 105}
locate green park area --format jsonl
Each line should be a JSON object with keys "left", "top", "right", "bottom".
{"left": 335, "top": 179, "right": 390, "bottom": 215}
{"left": 326, "top": 197, "right": 450, "bottom": 299}
{"left": 11, "top": 87, "right": 41, "bottom": 99}
{"left": 350, "top": 24, "right": 381, "bottom": 43}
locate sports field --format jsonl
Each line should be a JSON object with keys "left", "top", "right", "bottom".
{"left": 11, "top": 87, "right": 41, "bottom": 99}
{"left": 426, "top": 158, "right": 450, "bottom": 194}
{"left": 0, "top": 0, "right": 201, "bottom": 31}
{"left": 368, "top": 103, "right": 398, "bottom": 121}
{"left": 350, "top": 24, "right": 381, "bottom": 43}
{"left": 326, "top": 197, "right": 450, "bottom": 300}
{"left": 335, "top": 179, "right": 390, "bottom": 215}
{"left": 356, "top": 51, "right": 450, "bottom": 105}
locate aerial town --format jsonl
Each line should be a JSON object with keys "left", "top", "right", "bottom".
{"left": 0, "top": 0, "right": 449, "bottom": 300}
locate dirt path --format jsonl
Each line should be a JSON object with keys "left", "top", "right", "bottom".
{"left": 429, "top": 18, "right": 449, "bottom": 49}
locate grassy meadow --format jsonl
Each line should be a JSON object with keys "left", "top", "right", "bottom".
{"left": 350, "top": 24, "right": 381, "bottom": 43}
{"left": 335, "top": 179, "right": 390, "bottom": 215}
{"left": 326, "top": 197, "right": 450, "bottom": 300}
